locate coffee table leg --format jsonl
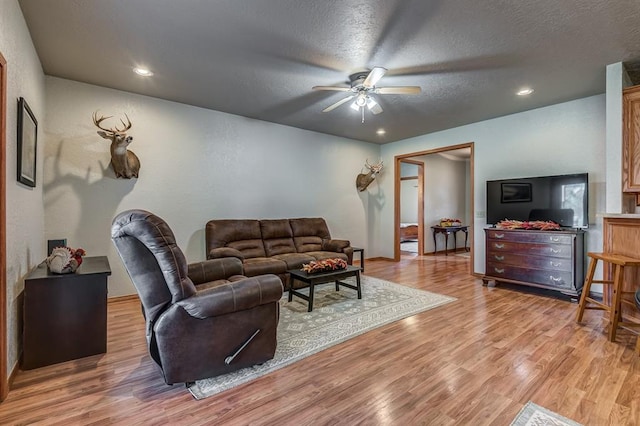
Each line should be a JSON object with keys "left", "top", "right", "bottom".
{"left": 335, "top": 280, "right": 339, "bottom": 291}
{"left": 307, "top": 282, "right": 314, "bottom": 312}
{"left": 288, "top": 278, "right": 295, "bottom": 302}
{"left": 356, "top": 272, "right": 362, "bottom": 299}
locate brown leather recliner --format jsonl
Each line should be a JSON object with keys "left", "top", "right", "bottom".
{"left": 111, "top": 209, "right": 283, "bottom": 385}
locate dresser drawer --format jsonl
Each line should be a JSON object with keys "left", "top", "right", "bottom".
{"left": 486, "top": 252, "right": 573, "bottom": 272}
{"left": 486, "top": 230, "right": 573, "bottom": 245}
{"left": 486, "top": 262, "right": 573, "bottom": 289}
{"left": 486, "top": 241, "right": 573, "bottom": 258}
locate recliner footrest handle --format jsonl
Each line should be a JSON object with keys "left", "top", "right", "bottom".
{"left": 225, "top": 329, "right": 261, "bottom": 365}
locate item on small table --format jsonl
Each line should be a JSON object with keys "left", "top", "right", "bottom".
{"left": 439, "top": 218, "right": 462, "bottom": 227}
{"left": 496, "top": 219, "right": 561, "bottom": 230}
{"left": 46, "top": 246, "right": 86, "bottom": 274}
{"left": 301, "top": 258, "right": 347, "bottom": 274}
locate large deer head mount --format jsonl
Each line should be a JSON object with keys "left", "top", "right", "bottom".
{"left": 92, "top": 111, "right": 140, "bottom": 179}
{"left": 356, "top": 159, "right": 383, "bottom": 192}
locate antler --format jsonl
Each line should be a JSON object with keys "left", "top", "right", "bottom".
{"left": 365, "top": 159, "right": 384, "bottom": 172}
{"left": 92, "top": 111, "right": 132, "bottom": 134}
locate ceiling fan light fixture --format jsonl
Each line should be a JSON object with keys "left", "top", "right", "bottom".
{"left": 350, "top": 101, "right": 361, "bottom": 111}
{"left": 355, "top": 92, "right": 368, "bottom": 107}
{"left": 366, "top": 97, "right": 378, "bottom": 110}
{"left": 376, "top": 128, "right": 386, "bottom": 135}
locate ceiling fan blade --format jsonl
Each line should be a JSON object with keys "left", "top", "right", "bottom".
{"left": 376, "top": 86, "right": 422, "bottom": 94}
{"left": 322, "top": 95, "right": 354, "bottom": 112}
{"left": 312, "top": 85, "right": 352, "bottom": 92}
{"left": 362, "top": 67, "right": 387, "bottom": 88}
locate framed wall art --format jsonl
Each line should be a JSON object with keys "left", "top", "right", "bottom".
{"left": 17, "top": 97, "right": 37, "bottom": 187}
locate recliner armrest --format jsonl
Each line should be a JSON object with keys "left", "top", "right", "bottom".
{"left": 175, "top": 274, "right": 283, "bottom": 319}
{"left": 188, "top": 257, "right": 244, "bottom": 285}
{"left": 208, "top": 247, "right": 245, "bottom": 261}
{"left": 322, "top": 238, "right": 351, "bottom": 252}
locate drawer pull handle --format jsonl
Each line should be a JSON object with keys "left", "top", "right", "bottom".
{"left": 550, "top": 248, "right": 561, "bottom": 254}
{"left": 494, "top": 267, "right": 505, "bottom": 274}
{"left": 494, "top": 233, "right": 504, "bottom": 239}
{"left": 550, "top": 261, "right": 562, "bottom": 267}
{"left": 550, "top": 237, "right": 560, "bottom": 242}
{"left": 550, "top": 276, "right": 564, "bottom": 283}
{"left": 494, "top": 243, "right": 505, "bottom": 249}
{"left": 494, "top": 255, "right": 504, "bottom": 261}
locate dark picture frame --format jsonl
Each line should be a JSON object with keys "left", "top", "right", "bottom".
{"left": 501, "top": 182, "right": 532, "bottom": 203}
{"left": 17, "top": 97, "right": 37, "bottom": 187}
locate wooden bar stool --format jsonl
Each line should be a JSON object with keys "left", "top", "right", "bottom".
{"left": 576, "top": 252, "right": 640, "bottom": 342}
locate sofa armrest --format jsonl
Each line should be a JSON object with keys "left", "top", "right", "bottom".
{"left": 322, "top": 238, "right": 351, "bottom": 252}
{"left": 188, "top": 257, "right": 244, "bottom": 285}
{"left": 208, "top": 247, "right": 245, "bottom": 261}
{"left": 175, "top": 274, "right": 283, "bottom": 319}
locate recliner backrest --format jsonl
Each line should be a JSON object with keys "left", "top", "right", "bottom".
{"left": 261, "top": 219, "right": 296, "bottom": 256}
{"left": 112, "top": 210, "right": 197, "bottom": 331}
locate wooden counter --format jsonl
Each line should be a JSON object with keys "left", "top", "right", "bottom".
{"left": 602, "top": 216, "right": 640, "bottom": 321}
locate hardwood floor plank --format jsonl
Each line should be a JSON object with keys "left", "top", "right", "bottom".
{"left": 0, "top": 254, "right": 639, "bottom": 425}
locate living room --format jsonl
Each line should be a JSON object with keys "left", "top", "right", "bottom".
{"left": 2, "top": 1, "right": 640, "bottom": 424}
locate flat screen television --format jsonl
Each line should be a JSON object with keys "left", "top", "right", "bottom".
{"left": 486, "top": 173, "right": 589, "bottom": 228}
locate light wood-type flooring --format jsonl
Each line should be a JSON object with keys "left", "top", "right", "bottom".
{"left": 1, "top": 253, "right": 639, "bottom": 425}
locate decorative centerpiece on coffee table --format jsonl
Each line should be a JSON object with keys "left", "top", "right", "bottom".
{"left": 301, "top": 258, "right": 347, "bottom": 274}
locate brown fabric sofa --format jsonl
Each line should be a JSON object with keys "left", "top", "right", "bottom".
{"left": 206, "top": 218, "right": 353, "bottom": 288}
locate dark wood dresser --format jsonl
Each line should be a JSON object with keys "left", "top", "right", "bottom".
{"left": 22, "top": 256, "right": 111, "bottom": 369}
{"left": 482, "top": 228, "right": 585, "bottom": 298}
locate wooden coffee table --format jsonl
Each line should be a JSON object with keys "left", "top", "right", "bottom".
{"left": 287, "top": 265, "right": 361, "bottom": 312}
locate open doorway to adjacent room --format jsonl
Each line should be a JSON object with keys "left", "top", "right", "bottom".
{"left": 394, "top": 143, "right": 474, "bottom": 271}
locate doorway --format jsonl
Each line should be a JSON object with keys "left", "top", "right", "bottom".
{"left": 0, "top": 51, "right": 8, "bottom": 401}
{"left": 394, "top": 142, "right": 474, "bottom": 271}
{"left": 398, "top": 159, "right": 424, "bottom": 255}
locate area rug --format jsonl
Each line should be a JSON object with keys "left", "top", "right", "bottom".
{"left": 188, "top": 275, "right": 456, "bottom": 400}
{"left": 511, "top": 401, "right": 582, "bottom": 426}
{"left": 400, "top": 241, "right": 419, "bottom": 253}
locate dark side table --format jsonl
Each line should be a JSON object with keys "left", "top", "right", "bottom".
{"left": 431, "top": 225, "right": 469, "bottom": 255}
{"left": 22, "top": 256, "right": 111, "bottom": 369}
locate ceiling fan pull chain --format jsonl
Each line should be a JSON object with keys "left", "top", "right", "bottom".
{"left": 361, "top": 106, "right": 365, "bottom": 123}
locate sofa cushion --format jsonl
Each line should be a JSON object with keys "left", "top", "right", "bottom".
{"left": 206, "top": 219, "right": 266, "bottom": 259}
{"left": 290, "top": 218, "right": 331, "bottom": 252}
{"left": 304, "top": 251, "right": 349, "bottom": 263}
{"left": 243, "top": 257, "right": 288, "bottom": 276}
{"left": 261, "top": 219, "right": 297, "bottom": 256}
{"left": 272, "top": 253, "right": 316, "bottom": 270}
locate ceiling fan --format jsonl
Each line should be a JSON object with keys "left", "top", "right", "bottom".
{"left": 312, "top": 67, "right": 421, "bottom": 122}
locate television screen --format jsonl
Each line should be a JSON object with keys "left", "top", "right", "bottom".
{"left": 486, "top": 173, "right": 589, "bottom": 228}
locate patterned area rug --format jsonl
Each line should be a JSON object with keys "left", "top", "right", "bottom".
{"left": 511, "top": 401, "right": 582, "bottom": 426}
{"left": 188, "top": 275, "right": 455, "bottom": 400}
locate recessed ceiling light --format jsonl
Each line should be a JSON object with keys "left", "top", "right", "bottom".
{"left": 376, "top": 129, "right": 386, "bottom": 135}
{"left": 516, "top": 88, "right": 534, "bottom": 96}
{"left": 133, "top": 67, "right": 153, "bottom": 77}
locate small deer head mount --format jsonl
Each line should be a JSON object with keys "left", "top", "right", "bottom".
{"left": 356, "top": 159, "right": 384, "bottom": 192}
{"left": 92, "top": 111, "right": 140, "bottom": 179}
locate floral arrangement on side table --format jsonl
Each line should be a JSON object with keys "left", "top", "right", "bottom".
{"left": 301, "top": 258, "right": 347, "bottom": 274}
{"left": 439, "top": 218, "right": 462, "bottom": 227}
{"left": 46, "top": 246, "right": 86, "bottom": 274}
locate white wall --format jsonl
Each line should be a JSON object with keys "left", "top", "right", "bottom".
{"left": 400, "top": 180, "right": 418, "bottom": 223}
{"left": 0, "top": 0, "right": 47, "bottom": 375}
{"left": 380, "top": 95, "right": 607, "bottom": 274}
{"left": 43, "top": 77, "right": 380, "bottom": 297}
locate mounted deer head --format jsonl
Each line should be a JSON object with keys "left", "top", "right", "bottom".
{"left": 92, "top": 111, "right": 140, "bottom": 179}
{"left": 356, "top": 159, "right": 384, "bottom": 192}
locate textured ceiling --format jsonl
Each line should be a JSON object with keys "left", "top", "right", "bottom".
{"left": 18, "top": 0, "right": 640, "bottom": 144}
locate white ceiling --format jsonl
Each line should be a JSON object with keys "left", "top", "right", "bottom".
{"left": 18, "top": 0, "right": 640, "bottom": 144}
